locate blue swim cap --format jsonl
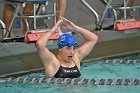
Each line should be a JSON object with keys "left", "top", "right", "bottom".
{"left": 57, "top": 33, "right": 77, "bottom": 49}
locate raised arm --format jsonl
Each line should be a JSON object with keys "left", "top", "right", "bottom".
{"left": 36, "top": 19, "right": 63, "bottom": 65}
{"left": 75, "top": 26, "right": 98, "bottom": 60}
{"left": 62, "top": 17, "right": 98, "bottom": 61}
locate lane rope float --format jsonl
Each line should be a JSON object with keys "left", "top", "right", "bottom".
{"left": 0, "top": 77, "right": 140, "bottom": 85}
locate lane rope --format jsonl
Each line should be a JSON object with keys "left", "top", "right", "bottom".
{"left": 0, "top": 77, "right": 140, "bottom": 85}
{"left": 103, "top": 59, "right": 140, "bottom": 64}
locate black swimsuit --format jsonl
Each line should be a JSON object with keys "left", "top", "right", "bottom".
{"left": 54, "top": 60, "right": 81, "bottom": 78}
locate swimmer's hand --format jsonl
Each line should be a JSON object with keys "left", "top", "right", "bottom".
{"left": 61, "top": 17, "right": 78, "bottom": 31}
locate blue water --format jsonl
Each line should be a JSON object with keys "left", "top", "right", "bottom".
{"left": 0, "top": 54, "right": 140, "bottom": 93}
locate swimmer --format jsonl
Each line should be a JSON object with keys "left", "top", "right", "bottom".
{"left": 36, "top": 17, "right": 98, "bottom": 78}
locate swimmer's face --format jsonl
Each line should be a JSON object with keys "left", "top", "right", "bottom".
{"left": 60, "top": 46, "right": 77, "bottom": 62}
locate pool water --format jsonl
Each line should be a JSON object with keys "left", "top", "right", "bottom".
{"left": 0, "top": 54, "right": 140, "bottom": 93}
